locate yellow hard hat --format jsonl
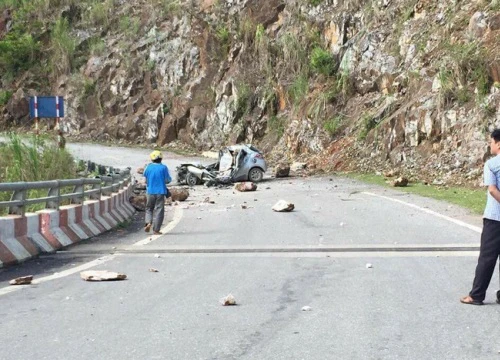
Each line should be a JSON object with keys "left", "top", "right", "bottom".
{"left": 150, "top": 150, "right": 163, "bottom": 161}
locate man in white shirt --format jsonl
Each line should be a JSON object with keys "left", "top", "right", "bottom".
{"left": 461, "top": 129, "right": 500, "bottom": 305}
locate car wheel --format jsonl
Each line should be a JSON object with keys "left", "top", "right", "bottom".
{"left": 186, "top": 172, "right": 199, "bottom": 186}
{"left": 248, "top": 168, "right": 264, "bottom": 182}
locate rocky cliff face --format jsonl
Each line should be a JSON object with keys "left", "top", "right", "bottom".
{"left": 1, "top": 0, "right": 500, "bottom": 185}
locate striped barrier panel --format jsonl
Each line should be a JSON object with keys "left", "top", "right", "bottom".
{"left": 0, "top": 186, "right": 135, "bottom": 267}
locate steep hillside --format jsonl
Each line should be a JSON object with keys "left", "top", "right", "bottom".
{"left": 1, "top": 0, "right": 500, "bottom": 185}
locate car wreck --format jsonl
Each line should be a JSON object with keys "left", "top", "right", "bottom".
{"left": 177, "top": 145, "right": 267, "bottom": 186}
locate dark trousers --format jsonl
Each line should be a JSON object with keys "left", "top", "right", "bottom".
{"left": 470, "top": 218, "right": 500, "bottom": 301}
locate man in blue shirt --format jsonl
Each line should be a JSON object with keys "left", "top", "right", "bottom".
{"left": 461, "top": 129, "right": 500, "bottom": 305}
{"left": 143, "top": 150, "right": 172, "bottom": 235}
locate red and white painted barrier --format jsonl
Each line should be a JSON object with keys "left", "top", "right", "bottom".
{"left": 0, "top": 186, "right": 135, "bottom": 267}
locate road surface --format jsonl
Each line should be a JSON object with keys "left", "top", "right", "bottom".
{"left": 0, "top": 144, "right": 498, "bottom": 360}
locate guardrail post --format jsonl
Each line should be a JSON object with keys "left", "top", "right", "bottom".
{"left": 112, "top": 174, "right": 121, "bottom": 193}
{"left": 10, "top": 186, "right": 26, "bottom": 216}
{"left": 102, "top": 176, "right": 112, "bottom": 196}
{"left": 90, "top": 181, "right": 101, "bottom": 200}
{"left": 72, "top": 180, "right": 85, "bottom": 204}
{"left": 47, "top": 181, "right": 60, "bottom": 210}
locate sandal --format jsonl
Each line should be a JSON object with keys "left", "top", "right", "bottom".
{"left": 144, "top": 223, "right": 151, "bottom": 233}
{"left": 153, "top": 231, "right": 163, "bottom": 235}
{"left": 460, "top": 296, "right": 484, "bottom": 306}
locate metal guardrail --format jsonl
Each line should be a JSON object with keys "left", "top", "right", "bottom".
{"left": 0, "top": 169, "right": 131, "bottom": 216}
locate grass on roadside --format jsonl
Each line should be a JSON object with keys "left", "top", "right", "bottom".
{"left": 346, "top": 173, "right": 486, "bottom": 215}
{"left": 0, "top": 132, "right": 77, "bottom": 214}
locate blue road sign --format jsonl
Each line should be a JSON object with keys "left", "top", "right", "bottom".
{"left": 29, "top": 96, "right": 65, "bottom": 118}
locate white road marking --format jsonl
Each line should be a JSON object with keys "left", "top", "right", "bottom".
{"left": 133, "top": 206, "right": 184, "bottom": 246}
{"left": 101, "top": 251, "right": 480, "bottom": 258}
{"left": 0, "top": 206, "right": 184, "bottom": 297}
{"left": 363, "top": 192, "right": 482, "bottom": 233}
{"left": 0, "top": 255, "right": 116, "bottom": 297}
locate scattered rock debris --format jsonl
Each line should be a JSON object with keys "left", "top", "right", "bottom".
{"left": 275, "top": 164, "right": 291, "bottom": 178}
{"left": 235, "top": 182, "right": 257, "bottom": 192}
{"left": 392, "top": 177, "right": 409, "bottom": 187}
{"left": 9, "top": 275, "right": 33, "bottom": 285}
{"left": 272, "top": 200, "right": 295, "bottom": 212}
{"left": 80, "top": 271, "right": 127, "bottom": 281}
{"left": 221, "top": 294, "right": 237, "bottom": 306}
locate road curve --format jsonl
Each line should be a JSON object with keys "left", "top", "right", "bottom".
{"left": 0, "top": 143, "right": 496, "bottom": 360}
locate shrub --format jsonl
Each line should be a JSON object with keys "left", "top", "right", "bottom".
{"left": 51, "top": 17, "right": 76, "bottom": 76}
{"left": 0, "top": 133, "right": 76, "bottom": 183}
{"left": 324, "top": 116, "right": 343, "bottom": 136}
{"left": 288, "top": 75, "right": 309, "bottom": 107}
{"left": 310, "top": 47, "right": 335, "bottom": 76}
{"left": 358, "top": 113, "right": 377, "bottom": 141}
{"left": 0, "top": 31, "right": 40, "bottom": 77}
{"left": 268, "top": 115, "right": 286, "bottom": 137}
{"left": 0, "top": 90, "right": 12, "bottom": 106}
{"left": 216, "top": 25, "right": 230, "bottom": 53}
{"left": 89, "top": 37, "right": 106, "bottom": 56}
{"left": 235, "top": 82, "right": 251, "bottom": 117}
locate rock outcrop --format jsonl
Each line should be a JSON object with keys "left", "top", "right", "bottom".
{"left": 1, "top": 0, "right": 499, "bottom": 185}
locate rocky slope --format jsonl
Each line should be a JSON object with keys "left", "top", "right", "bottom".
{"left": 1, "top": 0, "right": 500, "bottom": 185}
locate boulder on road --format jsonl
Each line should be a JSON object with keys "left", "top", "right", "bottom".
{"left": 275, "top": 164, "right": 290, "bottom": 178}
{"left": 221, "top": 294, "right": 237, "bottom": 306}
{"left": 80, "top": 270, "right": 127, "bottom": 281}
{"left": 392, "top": 177, "right": 409, "bottom": 187}
{"left": 272, "top": 200, "right": 295, "bottom": 212}
{"left": 170, "top": 187, "right": 189, "bottom": 201}
{"left": 129, "top": 195, "right": 146, "bottom": 211}
{"left": 235, "top": 182, "right": 257, "bottom": 192}
{"left": 134, "top": 179, "right": 146, "bottom": 191}
{"left": 9, "top": 275, "right": 33, "bottom": 285}
{"left": 291, "top": 162, "right": 307, "bottom": 173}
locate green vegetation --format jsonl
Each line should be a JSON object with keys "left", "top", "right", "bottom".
{"left": 0, "top": 133, "right": 76, "bottom": 183}
{"left": 119, "top": 16, "right": 141, "bottom": 36}
{"left": 235, "top": 82, "right": 251, "bottom": 117}
{"left": 278, "top": 33, "right": 309, "bottom": 77}
{"left": 324, "top": 115, "right": 343, "bottom": 136}
{"left": 216, "top": 25, "right": 230, "bottom": 53}
{"left": 51, "top": 17, "right": 76, "bottom": 76}
{"left": 83, "top": 77, "right": 96, "bottom": 98}
{"left": 358, "top": 113, "right": 377, "bottom": 141}
{"left": 0, "top": 90, "right": 12, "bottom": 106}
{"left": 0, "top": 31, "right": 40, "bottom": 78}
{"left": 309, "top": 0, "right": 324, "bottom": 6}
{"left": 268, "top": 115, "right": 286, "bottom": 137}
{"left": 346, "top": 173, "right": 486, "bottom": 214}
{"left": 438, "top": 41, "right": 492, "bottom": 105}
{"left": 159, "top": 0, "right": 182, "bottom": 17}
{"left": 89, "top": 37, "right": 106, "bottom": 56}
{"left": 0, "top": 133, "right": 77, "bottom": 213}
{"left": 288, "top": 75, "right": 309, "bottom": 107}
{"left": 83, "top": 0, "right": 115, "bottom": 27}
{"left": 310, "top": 46, "right": 336, "bottom": 76}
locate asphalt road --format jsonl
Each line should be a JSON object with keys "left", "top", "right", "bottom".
{"left": 0, "top": 144, "right": 498, "bottom": 360}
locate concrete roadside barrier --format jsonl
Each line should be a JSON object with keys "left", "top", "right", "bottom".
{"left": 0, "top": 186, "right": 135, "bottom": 268}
